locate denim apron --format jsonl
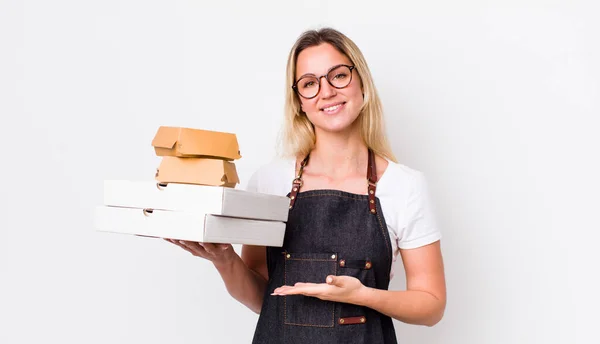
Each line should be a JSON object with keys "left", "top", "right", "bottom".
{"left": 252, "top": 149, "right": 398, "bottom": 344}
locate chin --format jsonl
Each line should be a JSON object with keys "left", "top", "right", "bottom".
{"left": 313, "top": 116, "right": 361, "bottom": 134}
{"left": 306, "top": 104, "right": 362, "bottom": 134}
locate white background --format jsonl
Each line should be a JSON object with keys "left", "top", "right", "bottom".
{"left": 1, "top": 1, "right": 599, "bottom": 343}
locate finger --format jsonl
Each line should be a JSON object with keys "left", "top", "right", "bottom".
{"left": 201, "top": 243, "right": 231, "bottom": 254}
{"left": 274, "top": 284, "right": 327, "bottom": 296}
{"left": 178, "top": 241, "right": 211, "bottom": 258}
{"left": 294, "top": 282, "right": 316, "bottom": 287}
{"left": 178, "top": 244, "right": 197, "bottom": 256}
{"left": 278, "top": 286, "right": 314, "bottom": 296}
{"left": 179, "top": 241, "right": 213, "bottom": 256}
{"left": 217, "top": 244, "right": 231, "bottom": 251}
{"left": 326, "top": 275, "right": 349, "bottom": 287}
{"left": 193, "top": 242, "right": 221, "bottom": 258}
{"left": 166, "top": 239, "right": 189, "bottom": 250}
{"left": 271, "top": 285, "right": 293, "bottom": 295}
{"left": 200, "top": 243, "right": 218, "bottom": 254}
{"left": 179, "top": 240, "right": 205, "bottom": 253}
{"left": 279, "top": 283, "right": 318, "bottom": 290}
{"left": 182, "top": 241, "right": 205, "bottom": 251}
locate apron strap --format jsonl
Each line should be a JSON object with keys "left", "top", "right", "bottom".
{"left": 288, "top": 154, "right": 309, "bottom": 209}
{"left": 288, "top": 149, "right": 378, "bottom": 214}
{"left": 367, "top": 148, "right": 378, "bottom": 214}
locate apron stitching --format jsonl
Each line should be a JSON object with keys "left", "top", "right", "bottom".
{"left": 297, "top": 193, "right": 369, "bottom": 199}
{"left": 375, "top": 203, "right": 394, "bottom": 275}
{"left": 283, "top": 257, "right": 337, "bottom": 327}
{"left": 333, "top": 259, "right": 338, "bottom": 326}
{"left": 284, "top": 322, "right": 335, "bottom": 328}
{"left": 284, "top": 257, "right": 287, "bottom": 324}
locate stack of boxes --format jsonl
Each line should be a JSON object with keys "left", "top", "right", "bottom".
{"left": 151, "top": 126, "right": 242, "bottom": 188}
{"left": 94, "top": 126, "right": 290, "bottom": 247}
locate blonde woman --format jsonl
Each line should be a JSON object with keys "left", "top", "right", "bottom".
{"left": 168, "top": 27, "right": 446, "bottom": 343}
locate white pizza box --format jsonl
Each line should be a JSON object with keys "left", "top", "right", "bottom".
{"left": 103, "top": 180, "right": 290, "bottom": 222}
{"left": 94, "top": 206, "right": 286, "bottom": 247}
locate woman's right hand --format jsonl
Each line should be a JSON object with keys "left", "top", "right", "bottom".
{"left": 164, "top": 238, "right": 236, "bottom": 266}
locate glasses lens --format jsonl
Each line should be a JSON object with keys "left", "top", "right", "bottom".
{"left": 296, "top": 76, "right": 319, "bottom": 98}
{"left": 327, "top": 65, "right": 352, "bottom": 88}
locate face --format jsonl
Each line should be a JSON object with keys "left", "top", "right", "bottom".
{"left": 294, "top": 43, "right": 363, "bottom": 134}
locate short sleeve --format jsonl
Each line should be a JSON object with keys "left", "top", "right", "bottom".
{"left": 243, "top": 168, "right": 260, "bottom": 193}
{"left": 397, "top": 171, "right": 442, "bottom": 249}
{"left": 241, "top": 158, "right": 296, "bottom": 196}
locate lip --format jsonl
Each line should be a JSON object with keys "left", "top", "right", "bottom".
{"left": 320, "top": 101, "right": 346, "bottom": 111}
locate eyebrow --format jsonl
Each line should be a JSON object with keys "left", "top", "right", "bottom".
{"left": 296, "top": 63, "right": 347, "bottom": 81}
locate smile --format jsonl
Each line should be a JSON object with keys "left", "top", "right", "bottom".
{"left": 321, "top": 102, "right": 346, "bottom": 114}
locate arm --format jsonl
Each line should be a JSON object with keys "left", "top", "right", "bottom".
{"left": 356, "top": 241, "right": 446, "bottom": 326}
{"left": 166, "top": 240, "right": 268, "bottom": 314}
{"left": 213, "top": 244, "right": 268, "bottom": 314}
{"left": 273, "top": 240, "right": 446, "bottom": 326}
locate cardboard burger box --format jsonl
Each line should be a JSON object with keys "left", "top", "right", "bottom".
{"left": 151, "top": 126, "right": 242, "bottom": 160}
{"left": 93, "top": 126, "right": 290, "bottom": 247}
{"left": 155, "top": 156, "right": 239, "bottom": 188}
{"left": 151, "top": 126, "right": 242, "bottom": 188}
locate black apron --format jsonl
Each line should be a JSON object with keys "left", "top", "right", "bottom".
{"left": 252, "top": 149, "right": 398, "bottom": 344}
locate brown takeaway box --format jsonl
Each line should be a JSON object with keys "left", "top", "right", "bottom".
{"left": 151, "top": 126, "right": 242, "bottom": 160}
{"left": 155, "top": 156, "right": 240, "bottom": 188}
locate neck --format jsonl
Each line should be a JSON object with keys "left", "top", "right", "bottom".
{"left": 308, "top": 124, "right": 368, "bottom": 178}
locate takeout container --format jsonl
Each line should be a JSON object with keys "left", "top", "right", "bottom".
{"left": 94, "top": 126, "right": 290, "bottom": 246}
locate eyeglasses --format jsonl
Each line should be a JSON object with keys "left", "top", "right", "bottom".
{"left": 292, "top": 64, "right": 355, "bottom": 99}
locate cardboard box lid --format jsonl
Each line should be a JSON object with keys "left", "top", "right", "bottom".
{"left": 155, "top": 156, "right": 240, "bottom": 187}
{"left": 151, "top": 126, "right": 242, "bottom": 160}
{"left": 103, "top": 179, "right": 290, "bottom": 222}
{"left": 94, "top": 206, "right": 286, "bottom": 246}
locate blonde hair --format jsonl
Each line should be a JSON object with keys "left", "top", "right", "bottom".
{"left": 278, "top": 27, "right": 397, "bottom": 163}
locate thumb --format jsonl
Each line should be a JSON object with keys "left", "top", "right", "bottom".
{"left": 326, "top": 275, "right": 342, "bottom": 286}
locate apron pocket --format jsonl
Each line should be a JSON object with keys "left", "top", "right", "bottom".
{"left": 283, "top": 252, "right": 338, "bottom": 327}
{"left": 337, "top": 257, "right": 376, "bottom": 323}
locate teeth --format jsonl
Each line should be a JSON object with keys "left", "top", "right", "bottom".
{"left": 324, "top": 104, "right": 342, "bottom": 112}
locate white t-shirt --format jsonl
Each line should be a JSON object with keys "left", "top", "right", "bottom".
{"left": 243, "top": 157, "right": 442, "bottom": 278}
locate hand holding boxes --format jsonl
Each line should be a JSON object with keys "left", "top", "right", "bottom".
{"left": 94, "top": 126, "right": 290, "bottom": 247}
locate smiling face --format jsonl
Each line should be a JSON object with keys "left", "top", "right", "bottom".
{"left": 294, "top": 43, "right": 364, "bottom": 135}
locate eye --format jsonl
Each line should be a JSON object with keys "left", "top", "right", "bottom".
{"left": 333, "top": 72, "right": 348, "bottom": 80}
{"left": 302, "top": 80, "right": 316, "bottom": 88}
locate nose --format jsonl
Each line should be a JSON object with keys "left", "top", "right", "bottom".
{"left": 319, "top": 76, "right": 336, "bottom": 99}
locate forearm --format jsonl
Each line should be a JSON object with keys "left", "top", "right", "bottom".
{"left": 213, "top": 254, "right": 267, "bottom": 314}
{"left": 356, "top": 288, "right": 445, "bottom": 327}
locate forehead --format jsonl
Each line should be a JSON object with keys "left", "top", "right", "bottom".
{"left": 295, "top": 43, "right": 352, "bottom": 78}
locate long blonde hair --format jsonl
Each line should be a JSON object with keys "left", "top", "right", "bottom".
{"left": 278, "top": 27, "right": 397, "bottom": 163}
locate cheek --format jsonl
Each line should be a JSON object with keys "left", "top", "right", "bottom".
{"left": 301, "top": 99, "right": 319, "bottom": 112}
{"left": 350, "top": 81, "right": 364, "bottom": 100}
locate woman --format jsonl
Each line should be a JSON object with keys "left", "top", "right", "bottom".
{"left": 167, "top": 27, "right": 446, "bottom": 343}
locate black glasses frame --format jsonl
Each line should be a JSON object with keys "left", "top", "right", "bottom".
{"left": 292, "top": 64, "right": 356, "bottom": 99}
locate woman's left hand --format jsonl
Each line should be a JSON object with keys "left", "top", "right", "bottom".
{"left": 272, "top": 275, "right": 367, "bottom": 305}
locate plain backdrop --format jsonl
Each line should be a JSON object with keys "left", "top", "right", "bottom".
{"left": 1, "top": 1, "right": 599, "bottom": 343}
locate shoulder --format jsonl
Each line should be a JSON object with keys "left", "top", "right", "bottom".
{"left": 378, "top": 160, "right": 426, "bottom": 195}
{"left": 378, "top": 160, "right": 442, "bottom": 249}
{"left": 243, "top": 156, "right": 296, "bottom": 196}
